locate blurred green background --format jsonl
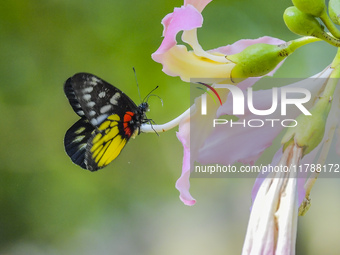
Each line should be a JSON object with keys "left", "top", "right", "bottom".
{"left": 1, "top": 0, "right": 340, "bottom": 254}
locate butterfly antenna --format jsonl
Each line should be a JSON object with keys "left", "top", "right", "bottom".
{"left": 133, "top": 67, "right": 143, "bottom": 103}
{"left": 146, "top": 94, "right": 163, "bottom": 107}
{"left": 142, "top": 86, "right": 160, "bottom": 103}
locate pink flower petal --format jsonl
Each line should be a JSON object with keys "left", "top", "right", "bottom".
{"left": 184, "top": 0, "right": 212, "bottom": 12}
{"left": 212, "top": 36, "right": 285, "bottom": 55}
{"left": 153, "top": 5, "right": 203, "bottom": 55}
{"left": 251, "top": 149, "right": 282, "bottom": 207}
{"left": 175, "top": 130, "right": 196, "bottom": 206}
{"left": 175, "top": 91, "right": 229, "bottom": 205}
{"left": 251, "top": 147, "right": 306, "bottom": 208}
{"left": 201, "top": 68, "right": 333, "bottom": 168}
{"left": 198, "top": 78, "right": 281, "bottom": 166}
{"left": 198, "top": 119, "right": 284, "bottom": 166}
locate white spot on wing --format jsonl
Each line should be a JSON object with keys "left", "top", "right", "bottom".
{"left": 75, "top": 127, "right": 85, "bottom": 134}
{"left": 77, "top": 110, "right": 85, "bottom": 116}
{"left": 73, "top": 135, "right": 85, "bottom": 143}
{"left": 83, "top": 94, "right": 91, "bottom": 101}
{"left": 90, "top": 119, "right": 98, "bottom": 126}
{"left": 99, "top": 91, "right": 106, "bottom": 98}
{"left": 89, "top": 77, "right": 101, "bottom": 86}
{"left": 110, "top": 92, "right": 120, "bottom": 105}
{"left": 83, "top": 87, "right": 93, "bottom": 93}
{"left": 90, "top": 114, "right": 108, "bottom": 126}
{"left": 87, "top": 101, "right": 95, "bottom": 107}
{"left": 100, "top": 105, "right": 112, "bottom": 113}
{"left": 78, "top": 144, "right": 87, "bottom": 150}
{"left": 89, "top": 110, "right": 96, "bottom": 116}
{"left": 97, "top": 114, "right": 108, "bottom": 124}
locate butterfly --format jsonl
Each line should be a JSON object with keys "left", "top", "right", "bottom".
{"left": 64, "top": 72, "right": 150, "bottom": 171}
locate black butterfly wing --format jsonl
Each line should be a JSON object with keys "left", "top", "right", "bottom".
{"left": 64, "top": 73, "right": 138, "bottom": 126}
{"left": 64, "top": 116, "right": 129, "bottom": 171}
{"left": 64, "top": 73, "right": 141, "bottom": 171}
{"left": 64, "top": 118, "right": 95, "bottom": 169}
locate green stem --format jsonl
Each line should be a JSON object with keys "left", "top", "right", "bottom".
{"left": 282, "top": 49, "right": 340, "bottom": 155}
{"left": 286, "top": 36, "right": 321, "bottom": 53}
{"left": 301, "top": 52, "right": 340, "bottom": 215}
{"left": 304, "top": 123, "right": 336, "bottom": 199}
{"left": 331, "top": 47, "right": 340, "bottom": 69}
{"left": 312, "top": 64, "right": 340, "bottom": 116}
{"left": 320, "top": 9, "right": 340, "bottom": 39}
{"left": 313, "top": 30, "right": 340, "bottom": 47}
{"left": 322, "top": 72, "right": 339, "bottom": 98}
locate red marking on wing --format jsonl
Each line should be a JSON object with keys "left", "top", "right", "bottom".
{"left": 123, "top": 111, "right": 134, "bottom": 137}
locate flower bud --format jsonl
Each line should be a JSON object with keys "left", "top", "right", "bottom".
{"left": 226, "top": 43, "right": 288, "bottom": 79}
{"left": 292, "top": 0, "right": 326, "bottom": 17}
{"left": 282, "top": 99, "right": 330, "bottom": 155}
{"left": 329, "top": 0, "right": 340, "bottom": 25}
{"left": 284, "top": 6, "right": 324, "bottom": 37}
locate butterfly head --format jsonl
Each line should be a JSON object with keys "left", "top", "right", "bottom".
{"left": 139, "top": 102, "right": 149, "bottom": 113}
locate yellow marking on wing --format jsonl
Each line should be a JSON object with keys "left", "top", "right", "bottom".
{"left": 98, "top": 136, "right": 127, "bottom": 167}
{"left": 98, "top": 120, "right": 110, "bottom": 131}
{"left": 92, "top": 133, "right": 102, "bottom": 144}
{"left": 94, "top": 142, "right": 111, "bottom": 163}
{"left": 105, "top": 139, "right": 126, "bottom": 165}
{"left": 75, "top": 127, "right": 86, "bottom": 134}
{"left": 98, "top": 126, "right": 118, "bottom": 145}
{"left": 93, "top": 114, "right": 120, "bottom": 145}
{"left": 110, "top": 121, "right": 118, "bottom": 128}
{"left": 90, "top": 122, "right": 126, "bottom": 167}
{"left": 108, "top": 114, "right": 120, "bottom": 122}
{"left": 91, "top": 125, "right": 118, "bottom": 153}
{"left": 73, "top": 135, "right": 85, "bottom": 143}
{"left": 92, "top": 144, "right": 103, "bottom": 159}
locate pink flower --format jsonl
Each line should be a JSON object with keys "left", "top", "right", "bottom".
{"left": 152, "top": 0, "right": 284, "bottom": 84}
{"left": 150, "top": 0, "right": 340, "bottom": 254}
{"left": 243, "top": 144, "right": 301, "bottom": 255}
{"left": 152, "top": 0, "right": 285, "bottom": 206}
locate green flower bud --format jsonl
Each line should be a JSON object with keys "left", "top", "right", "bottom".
{"left": 226, "top": 43, "right": 289, "bottom": 80}
{"left": 282, "top": 99, "right": 330, "bottom": 155}
{"left": 329, "top": 0, "right": 340, "bottom": 25}
{"left": 284, "top": 6, "right": 324, "bottom": 37}
{"left": 292, "top": 0, "right": 326, "bottom": 17}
